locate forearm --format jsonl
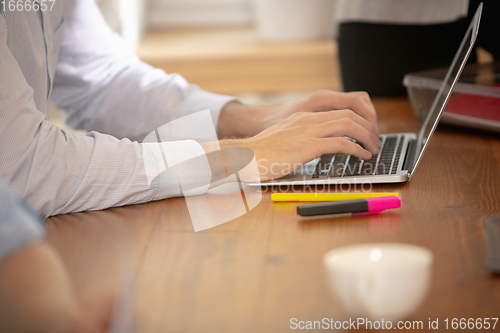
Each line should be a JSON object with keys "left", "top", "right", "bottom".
{"left": 0, "top": 180, "right": 78, "bottom": 332}
{"left": 0, "top": 180, "right": 112, "bottom": 333}
{"left": 0, "top": 241, "right": 80, "bottom": 333}
{"left": 218, "top": 102, "right": 261, "bottom": 138}
{"left": 217, "top": 102, "right": 282, "bottom": 139}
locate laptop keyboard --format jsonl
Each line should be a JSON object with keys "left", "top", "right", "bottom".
{"left": 312, "top": 135, "right": 404, "bottom": 179}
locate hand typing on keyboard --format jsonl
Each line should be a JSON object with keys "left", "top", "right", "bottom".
{"left": 220, "top": 91, "right": 381, "bottom": 182}
{"left": 312, "top": 136, "right": 404, "bottom": 178}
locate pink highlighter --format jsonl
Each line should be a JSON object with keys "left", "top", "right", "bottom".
{"left": 297, "top": 196, "right": 401, "bottom": 217}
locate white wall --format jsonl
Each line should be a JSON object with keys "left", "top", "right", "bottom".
{"left": 96, "top": 0, "right": 147, "bottom": 49}
{"left": 147, "top": 0, "right": 252, "bottom": 29}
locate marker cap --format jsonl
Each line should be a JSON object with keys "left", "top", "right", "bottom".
{"left": 353, "top": 196, "right": 402, "bottom": 216}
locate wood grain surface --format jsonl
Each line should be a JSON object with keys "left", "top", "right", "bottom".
{"left": 45, "top": 98, "right": 500, "bottom": 332}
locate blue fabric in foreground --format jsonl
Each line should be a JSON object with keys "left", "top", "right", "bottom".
{"left": 0, "top": 178, "right": 44, "bottom": 264}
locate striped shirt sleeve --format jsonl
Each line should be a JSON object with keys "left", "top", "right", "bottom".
{"left": 0, "top": 11, "right": 216, "bottom": 217}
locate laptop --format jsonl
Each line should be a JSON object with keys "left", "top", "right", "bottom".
{"left": 252, "top": 4, "right": 483, "bottom": 187}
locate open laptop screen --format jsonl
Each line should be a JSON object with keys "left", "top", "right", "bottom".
{"left": 410, "top": 3, "right": 482, "bottom": 176}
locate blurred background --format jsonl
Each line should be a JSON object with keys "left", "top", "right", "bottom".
{"left": 51, "top": 0, "right": 497, "bottom": 131}
{"left": 96, "top": 0, "right": 341, "bottom": 99}
{"left": 52, "top": 0, "right": 343, "bottom": 130}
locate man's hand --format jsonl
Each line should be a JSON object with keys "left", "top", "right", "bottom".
{"left": 217, "top": 90, "right": 380, "bottom": 182}
{"left": 218, "top": 90, "right": 379, "bottom": 138}
{"left": 221, "top": 108, "right": 380, "bottom": 182}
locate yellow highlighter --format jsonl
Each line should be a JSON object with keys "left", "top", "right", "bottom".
{"left": 271, "top": 192, "right": 399, "bottom": 202}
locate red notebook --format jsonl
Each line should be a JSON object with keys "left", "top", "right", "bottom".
{"left": 442, "top": 84, "right": 500, "bottom": 132}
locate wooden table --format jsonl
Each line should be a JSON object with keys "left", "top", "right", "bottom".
{"left": 45, "top": 98, "right": 500, "bottom": 332}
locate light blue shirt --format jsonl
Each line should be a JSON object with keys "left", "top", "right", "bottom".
{"left": 0, "top": 177, "right": 44, "bottom": 264}
{"left": 0, "top": 0, "right": 234, "bottom": 217}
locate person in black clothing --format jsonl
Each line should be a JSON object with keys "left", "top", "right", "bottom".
{"left": 338, "top": 0, "right": 499, "bottom": 96}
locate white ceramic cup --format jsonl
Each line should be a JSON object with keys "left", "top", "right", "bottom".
{"left": 323, "top": 243, "right": 433, "bottom": 323}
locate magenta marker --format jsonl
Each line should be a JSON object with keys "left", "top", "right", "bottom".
{"left": 297, "top": 196, "right": 401, "bottom": 217}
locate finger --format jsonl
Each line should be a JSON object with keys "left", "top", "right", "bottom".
{"left": 305, "top": 110, "right": 380, "bottom": 148}
{"left": 306, "top": 90, "right": 379, "bottom": 134}
{"left": 342, "top": 91, "right": 378, "bottom": 133}
{"left": 320, "top": 137, "right": 373, "bottom": 160}
{"left": 317, "top": 118, "right": 380, "bottom": 155}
